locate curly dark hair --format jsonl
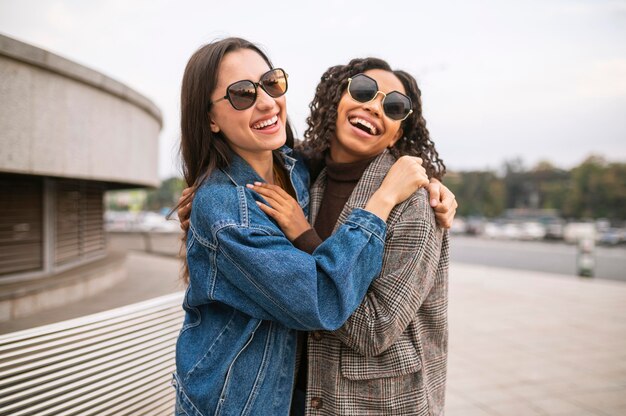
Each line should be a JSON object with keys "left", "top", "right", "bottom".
{"left": 300, "top": 57, "right": 446, "bottom": 180}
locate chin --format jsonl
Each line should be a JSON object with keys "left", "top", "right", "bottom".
{"left": 262, "top": 132, "right": 287, "bottom": 151}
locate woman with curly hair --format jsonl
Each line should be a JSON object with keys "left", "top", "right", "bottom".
{"left": 285, "top": 57, "right": 451, "bottom": 415}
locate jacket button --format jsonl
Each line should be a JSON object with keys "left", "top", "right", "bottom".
{"left": 311, "top": 397, "right": 323, "bottom": 409}
{"left": 311, "top": 331, "right": 322, "bottom": 341}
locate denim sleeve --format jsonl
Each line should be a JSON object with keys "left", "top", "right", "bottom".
{"left": 213, "top": 208, "right": 386, "bottom": 331}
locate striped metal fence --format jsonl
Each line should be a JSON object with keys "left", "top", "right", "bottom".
{"left": 0, "top": 292, "right": 184, "bottom": 416}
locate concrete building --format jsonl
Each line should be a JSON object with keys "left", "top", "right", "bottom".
{"left": 0, "top": 34, "right": 162, "bottom": 322}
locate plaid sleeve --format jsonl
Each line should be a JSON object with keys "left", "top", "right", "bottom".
{"left": 332, "top": 216, "right": 444, "bottom": 357}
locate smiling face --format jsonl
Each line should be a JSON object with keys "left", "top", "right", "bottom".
{"left": 208, "top": 48, "right": 287, "bottom": 161}
{"left": 331, "top": 69, "right": 406, "bottom": 163}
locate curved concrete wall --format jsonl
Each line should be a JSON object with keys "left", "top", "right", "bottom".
{"left": 0, "top": 34, "right": 162, "bottom": 187}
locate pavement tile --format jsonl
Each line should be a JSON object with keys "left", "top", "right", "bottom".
{"left": 446, "top": 404, "right": 495, "bottom": 416}
{"left": 602, "top": 405, "right": 626, "bottom": 416}
{"left": 566, "top": 388, "right": 626, "bottom": 413}
{"left": 448, "top": 263, "right": 626, "bottom": 416}
{"left": 445, "top": 391, "right": 475, "bottom": 410}
{"left": 482, "top": 399, "right": 546, "bottom": 416}
{"left": 529, "top": 397, "right": 598, "bottom": 415}
{"left": 458, "top": 387, "right": 519, "bottom": 406}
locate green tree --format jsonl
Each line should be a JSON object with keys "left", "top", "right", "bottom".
{"left": 564, "top": 156, "right": 626, "bottom": 220}
{"left": 145, "top": 177, "right": 186, "bottom": 211}
{"left": 446, "top": 155, "right": 624, "bottom": 221}
{"left": 446, "top": 171, "right": 505, "bottom": 218}
{"left": 529, "top": 160, "right": 571, "bottom": 211}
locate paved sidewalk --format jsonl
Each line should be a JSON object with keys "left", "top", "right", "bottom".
{"left": 0, "top": 251, "right": 183, "bottom": 334}
{"left": 2, "top": 249, "right": 625, "bottom": 415}
{"left": 447, "top": 263, "right": 626, "bottom": 416}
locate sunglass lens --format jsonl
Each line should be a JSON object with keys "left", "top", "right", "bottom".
{"left": 261, "top": 69, "right": 288, "bottom": 97}
{"left": 228, "top": 80, "right": 256, "bottom": 110}
{"left": 349, "top": 75, "right": 377, "bottom": 102}
{"left": 384, "top": 92, "right": 412, "bottom": 120}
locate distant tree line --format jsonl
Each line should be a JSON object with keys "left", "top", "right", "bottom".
{"left": 446, "top": 156, "right": 626, "bottom": 221}
{"left": 112, "top": 156, "right": 625, "bottom": 222}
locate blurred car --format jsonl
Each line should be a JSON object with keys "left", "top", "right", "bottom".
{"left": 519, "top": 221, "right": 547, "bottom": 240}
{"left": 136, "top": 212, "right": 179, "bottom": 232}
{"left": 449, "top": 217, "right": 467, "bottom": 235}
{"left": 483, "top": 222, "right": 504, "bottom": 239}
{"left": 465, "top": 216, "right": 486, "bottom": 235}
{"left": 598, "top": 228, "right": 624, "bottom": 246}
{"left": 563, "top": 222, "right": 596, "bottom": 244}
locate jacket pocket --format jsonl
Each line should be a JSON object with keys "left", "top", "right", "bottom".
{"left": 340, "top": 334, "right": 422, "bottom": 380}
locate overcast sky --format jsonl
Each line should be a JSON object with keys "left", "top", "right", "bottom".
{"left": 1, "top": 0, "right": 625, "bottom": 178}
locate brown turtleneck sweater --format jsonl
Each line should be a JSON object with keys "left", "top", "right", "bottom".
{"left": 292, "top": 153, "right": 377, "bottom": 253}
{"left": 292, "top": 152, "right": 377, "bottom": 394}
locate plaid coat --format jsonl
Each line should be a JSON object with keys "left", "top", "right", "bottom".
{"left": 303, "top": 150, "right": 450, "bottom": 416}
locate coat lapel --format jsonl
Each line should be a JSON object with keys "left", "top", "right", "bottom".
{"left": 309, "top": 169, "right": 327, "bottom": 225}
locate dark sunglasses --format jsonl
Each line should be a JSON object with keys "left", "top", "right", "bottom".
{"left": 211, "top": 68, "right": 288, "bottom": 110}
{"left": 347, "top": 73, "right": 413, "bottom": 121}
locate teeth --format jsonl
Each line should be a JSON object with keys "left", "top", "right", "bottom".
{"left": 349, "top": 117, "right": 377, "bottom": 135}
{"left": 252, "top": 115, "right": 278, "bottom": 129}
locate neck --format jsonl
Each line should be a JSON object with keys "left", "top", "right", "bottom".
{"left": 329, "top": 143, "right": 380, "bottom": 164}
{"left": 329, "top": 146, "right": 356, "bottom": 164}
{"left": 236, "top": 149, "right": 275, "bottom": 184}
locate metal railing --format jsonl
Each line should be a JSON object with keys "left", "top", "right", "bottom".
{"left": 0, "top": 292, "right": 184, "bottom": 416}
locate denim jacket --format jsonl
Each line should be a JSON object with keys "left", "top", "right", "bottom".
{"left": 173, "top": 147, "right": 387, "bottom": 416}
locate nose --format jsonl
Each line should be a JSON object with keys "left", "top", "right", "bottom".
{"left": 362, "top": 91, "right": 384, "bottom": 118}
{"left": 255, "top": 86, "right": 275, "bottom": 111}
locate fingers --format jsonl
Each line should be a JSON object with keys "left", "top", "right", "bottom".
{"left": 416, "top": 165, "right": 429, "bottom": 188}
{"left": 250, "top": 182, "right": 295, "bottom": 202}
{"left": 178, "top": 200, "right": 192, "bottom": 222}
{"left": 178, "top": 187, "right": 194, "bottom": 226}
{"left": 419, "top": 177, "right": 430, "bottom": 188}
{"left": 256, "top": 201, "right": 280, "bottom": 220}
{"left": 246, "top": 182, "right": 293, "bottom": 209}
{"left": 428, "top": 182, "right": 441, "bottom": 208}
{"left": 434, "top": 186, "right": 457, "bottom": 213}
{"left": 399, "top": 155, "right": 423, "bottom": 165}
{"left": 435, "top": 210, "right": 454, "bottom": 229}
{"left": 433, "top": 185, "right": 458, "bottom": 228}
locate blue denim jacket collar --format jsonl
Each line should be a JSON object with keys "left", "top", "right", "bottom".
{"left": 220, "top": 145, "right": 296, "bottom": 186}
{"left": 220, "top": 145, "right": 305, "bottom": 207}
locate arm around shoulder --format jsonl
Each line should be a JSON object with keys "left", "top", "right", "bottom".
{"left": 205, "top": 205, "right": 388, "bottom": 331}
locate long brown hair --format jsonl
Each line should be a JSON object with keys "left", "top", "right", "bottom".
{"left": 300, "top": 57, "right": 445, "bottom": 179}
{"left": 176, "top": 37, "right": 295, "bottom": 283}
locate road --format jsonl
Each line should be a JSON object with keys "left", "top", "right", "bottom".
{"left": 106, "top": 232, "right": 626, "bottom": 282}
{"left": 450, "top": 235, "right": 626, "bottom": 282}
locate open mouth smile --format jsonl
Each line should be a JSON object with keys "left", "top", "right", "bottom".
{"left": 252, "top": 115, "right": 279, "bottom": 130}
{"left": 349, "top": 116, "right": 379, "bottom": 136}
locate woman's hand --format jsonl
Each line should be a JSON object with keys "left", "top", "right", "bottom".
{"left": 426, "top": 178, "right": 458, "bottom": 229}
{"left": 247, "top": 182, "right": 312, "bottom": 241}
{"left": 381, "top": 156, "right": 430, "bottom": 204}
{"left": 364, "top": 156, "right": 429, "bottom": 222}
{"left": 177, "top": 187, "right": 193, "bottom": 231}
